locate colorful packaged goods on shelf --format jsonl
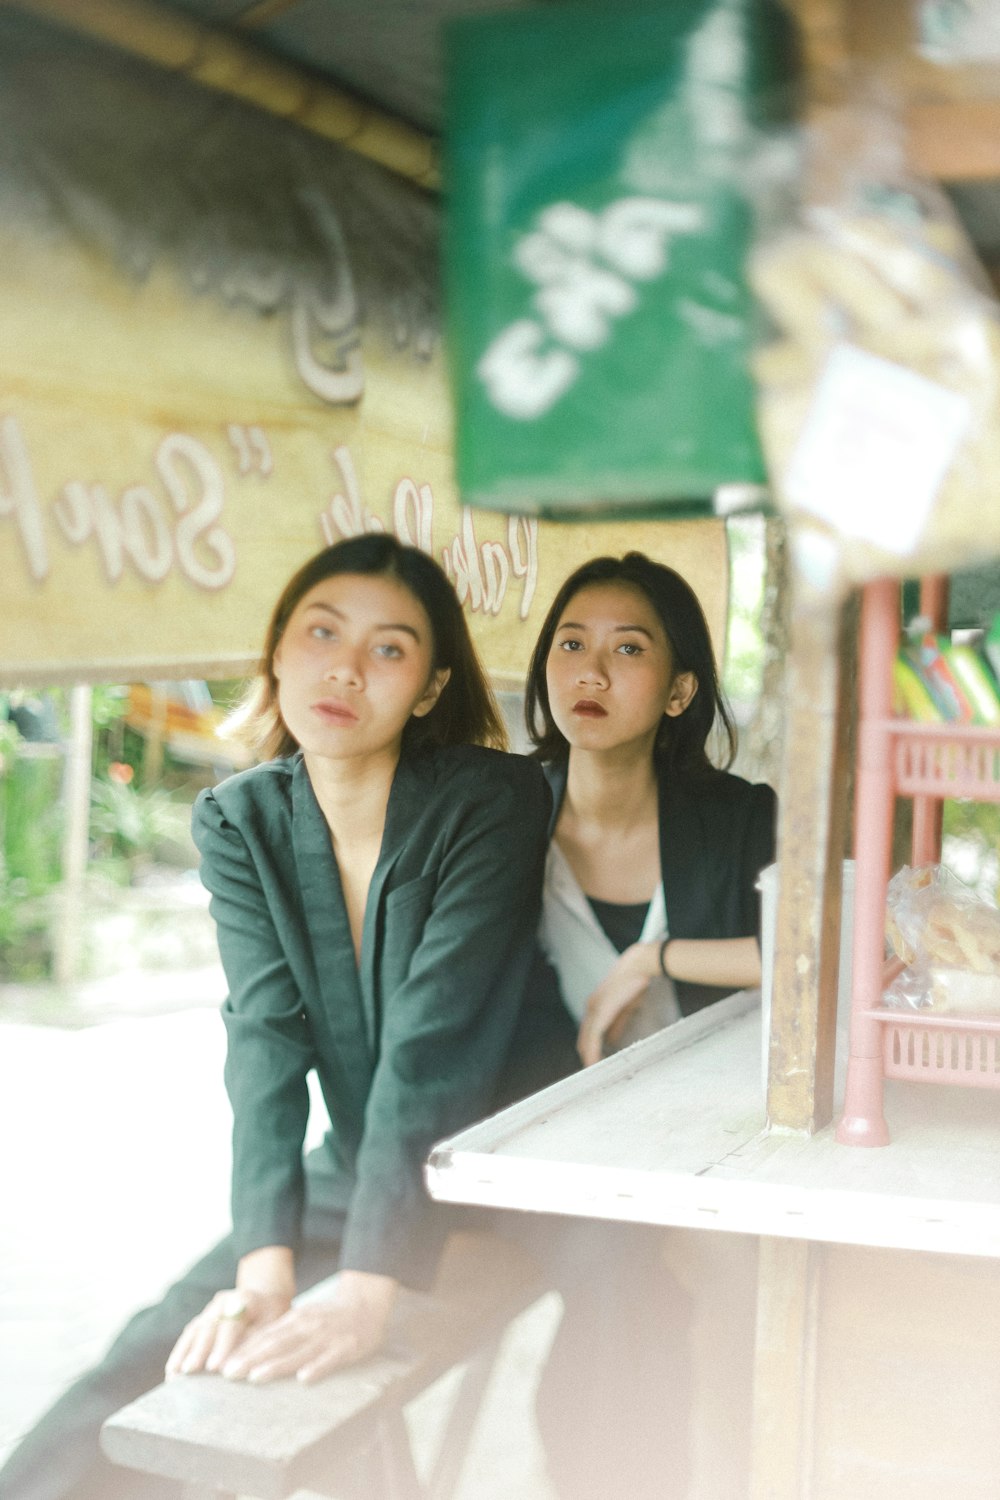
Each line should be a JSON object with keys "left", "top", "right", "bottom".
{"left": 891, "top": 655, "right": 941, "bottom": 722}
{"left": 893, "top": 614, "right": 1000, "bottom": 726}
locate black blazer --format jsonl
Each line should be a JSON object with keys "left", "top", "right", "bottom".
{"left": 541, "top": 756, "right": 777, "bottom": 1016}
{"left": 193, "top": 745, "right": 549, "bottom": 1290}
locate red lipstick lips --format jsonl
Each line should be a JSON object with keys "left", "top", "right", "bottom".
{"left": 572, "top": 698, "right": 607, "bottom": 717}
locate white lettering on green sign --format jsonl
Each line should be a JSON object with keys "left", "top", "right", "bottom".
{"left": 477, "top": 195, "right": 705, "bottom": 421}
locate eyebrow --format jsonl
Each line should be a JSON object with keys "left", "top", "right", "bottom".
{"left": 304, "top": 602, "right": 422, "bottom": 641}
{"left": 555, "top": 620, "right": 655, "bottom": 639}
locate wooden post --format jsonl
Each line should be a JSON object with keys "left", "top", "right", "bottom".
{"left": 766, "top": 585, "right": 855, "bottom": 1133}
{"left": 749, "top": 1236, "right": 821, "bottom": 1500}
{"left": 52, "top": 683, "right": 93, "bottom": 987}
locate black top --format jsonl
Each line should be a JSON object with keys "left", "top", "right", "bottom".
{"left": 587, "top": 896, "right": 650, "bottom": 953}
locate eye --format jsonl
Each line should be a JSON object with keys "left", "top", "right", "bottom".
{"left": 374, "top": 642, "right": 404, "bottom": 660}
{"left": 310, "top": 624, "right": 336, "bottom": 641}
{"left": 616, "top": 641, "right": 644, "bottom": 656}
{"left": 558, "top": 638, "right": 584, "bottom": 652}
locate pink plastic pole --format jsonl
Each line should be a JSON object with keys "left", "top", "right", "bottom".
{"left": 837, "top": 579, "right": 898, "bottom": 1146}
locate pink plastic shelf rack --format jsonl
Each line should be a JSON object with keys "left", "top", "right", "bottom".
{"left": 892, "top": 723, "right": 1000, "bottom": 800}
{"left": 836, "top": 577, "right": 1000, "bottom": 1147}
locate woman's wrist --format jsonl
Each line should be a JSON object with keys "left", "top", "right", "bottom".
{"left": 236, "top": 1245, "right": 297, "bottom": 1300}
{"left": 330, "top": 1270, "right": 398, "bottom": 1330}
{"left": 624, "top": 940, "right": 672, "bottom": 979}
{"left": 335, "top": 1269, "right": 398, "bottom": 1305}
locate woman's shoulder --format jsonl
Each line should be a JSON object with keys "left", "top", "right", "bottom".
{"left": 668, "top": 765, "right": 777, "bottom": 815}
{"left": 412, "top": 745, "right": 549, "bottom": 812}
{"left": 194, "top": 754, "right": 298, "bottom": 828}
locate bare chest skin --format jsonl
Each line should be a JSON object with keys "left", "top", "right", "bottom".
{"left": 332, "top": 832, "right": 384, "bottom": 965}
{"left": 304, "top": 747, "right": 396, "bottom": 969}
{"left": 555, "top": 807, "right": 660, "bottom": 905}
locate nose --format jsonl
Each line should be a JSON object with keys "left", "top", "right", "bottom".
{"left": 575, "top": 649, "right": 609, "bottom": 688}
{"left": 323, "top": 642, "right": 363, "bottom": 689}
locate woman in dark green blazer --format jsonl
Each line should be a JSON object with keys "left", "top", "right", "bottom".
{"left": 165, "top": 534, "right": 550, "bottom": 1384}
{"left": 1, "top": 535, "right": 549, "bottom": 1500}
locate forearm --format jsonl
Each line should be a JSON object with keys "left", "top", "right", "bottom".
{"left": 658, "top": 935, "right": 762, "bottom": 990}
{"left": 622, "top": 936, "right": 761, "bottom": 989}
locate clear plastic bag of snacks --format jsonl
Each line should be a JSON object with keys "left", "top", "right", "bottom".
{"left": 884, "top": 863, "right": 1000, "bottom": 1014}
{"left": 750, "top": 107, "right": 1000, "bottom": 598}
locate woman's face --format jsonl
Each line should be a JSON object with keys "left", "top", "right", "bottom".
{"left": 273, "top": 572, "right": 449, "bottom": 762}
{"left": 545, "top": 581, "right": 696, "bottom": 756}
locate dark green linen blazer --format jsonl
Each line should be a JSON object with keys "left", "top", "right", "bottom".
{"left": 192, "top": 745, "right": 550, "bottom": 1290}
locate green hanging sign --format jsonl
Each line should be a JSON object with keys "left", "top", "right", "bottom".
{"left": 445, "top": 0, "right": 797, "bottom": 518}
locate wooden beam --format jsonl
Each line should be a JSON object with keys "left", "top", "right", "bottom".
{"left": 845, "top": 0, "right": 1000, "bottom": 107}
{"left": 5, "top": 0, "right": 440, "bottom": 189}
{"left": 787, "top": 0, "right": 1000, "bottom": 180}
{"left": 782, "top": 0, "right": 852, "bottom": 109}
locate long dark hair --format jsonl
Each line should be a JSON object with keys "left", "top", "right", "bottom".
{"left": 525, "top": 552, "right": 736, "bottom": 776}
{"left": 233, "top": 535, "right": 506, "bottom": 759}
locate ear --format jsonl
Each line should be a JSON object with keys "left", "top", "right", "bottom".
{"left": 411, "top": 667, "right": 451, "bottom": 719}
{"left": 664, "top": 671, "right": 697, "bottom": 718}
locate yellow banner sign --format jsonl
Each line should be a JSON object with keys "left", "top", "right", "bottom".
{"left": 1, "top": 226, "right": 727, "bottom": 686}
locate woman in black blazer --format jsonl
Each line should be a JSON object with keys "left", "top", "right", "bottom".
{"left": 2, "top": 535, "right": 549, "bottom": 1497}
{"left": 526, "top": 549, "right": 776, "bottom": 1065}
{"left": 519, "top": 550, "right": 777, "bottom": 1500}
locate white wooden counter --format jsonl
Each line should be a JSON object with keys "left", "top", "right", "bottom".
{"left": 428, "top": 991, "right": 1000, "bottom": 1259}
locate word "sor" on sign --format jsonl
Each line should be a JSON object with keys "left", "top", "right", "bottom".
{"left": 1, "top": 417, "right": 235, "bottom": 589}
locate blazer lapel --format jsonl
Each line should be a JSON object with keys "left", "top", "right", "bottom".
{"left": 543, "top": 760, "right": 567, "bottom": 837}
{"left": 291, "top": 756, "right": 376, "bottom": 1078}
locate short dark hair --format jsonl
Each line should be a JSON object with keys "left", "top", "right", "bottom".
{"left": 235, "top": 535, "right": 506, "bottom": 759}
{"left": 524, "top": 551, "right": 736, "bottom": 775}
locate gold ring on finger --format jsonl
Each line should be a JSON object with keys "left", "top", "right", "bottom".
{"left": 217, "top": 1291, "right": 249, "bottom": 1322}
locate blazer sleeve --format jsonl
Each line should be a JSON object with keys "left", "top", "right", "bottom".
{"left": 672, "top": 775, "right": 779, "bottom": 1018}
{"left": 193, "top": 787, "right": 316, "bottom": 1259}
{"left": 742, "top": 781, "right": 778, "bottom": 935}
{"left": 492, "top": 943, "right": 581, "bottom": 1111}
{"left": 340, "top": 760, "right": 550, "bottom": 1288}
